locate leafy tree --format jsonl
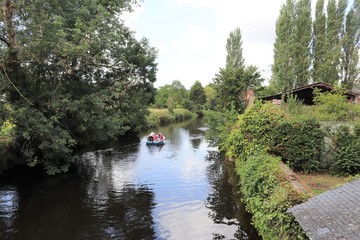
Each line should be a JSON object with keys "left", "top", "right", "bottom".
{"left": 213, "top": 66, "right": 263, "bottom": 112}
{"left": 340, "top": 0, "right": 360, "bottom": 89}
{"left": 214, "top": 28, "right": 263, "bottom": 113}
{"left": 225, "top": 27, "right": 245, "bottom": 69}
{"left": 204, "top": 84, "right": 216, "bottom": 110}
{"left": 272, "top": 0, "right": 312, "bottom": 91}
{"left": 0, "top": 0, "right": 157, "bottom": 174}
{"left": 272, "top": 0, "right": 296, "bottom": 92}
{"left": 313, "top": 0, "right": 327, "bottom": 83}
{"left": 189, "top": 80, "right": 206, "bottom": 111}
{"left": 313, "top": 0, "right": 347, "bottom": 85}
{"left": 154, "top": 80, "right": 188, "bottom": 109}
{"left": 293, "top": 0, "right": 312, "bottom": 87}
{"left": 322, "top": 0, "right": 346, "bottom": 84}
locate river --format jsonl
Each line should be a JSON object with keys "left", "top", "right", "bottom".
{"left": 0, "top": 118, "right": 260, "bottom": 240}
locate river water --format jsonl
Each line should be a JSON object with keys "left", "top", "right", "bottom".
{"left": 0, "top": 119, "right": 260, "bottom": 240}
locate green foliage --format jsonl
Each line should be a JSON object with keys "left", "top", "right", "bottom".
{"left": 189, "top": 80, "right": 206, "bottom": 114}
{"left": 213, "top": 66, "right": 263, "bottom": 113}
{"left": 153, "top": 80, "right": 188, "bottom": 109}
{"left": 341, "top": 5, "right": 360, "bottom": 89}
{"left": 236, "top": 154, "right": 307, "bottom": 239}
{"left": 313, "top": 88, "right": 359, "bottom": 121}
{"left": 222, "top": 101, "right": 285, "bottom": 161}
{"left": 272, "top": 0, "right": 296, "bottom": 92}
{"left": 225, "top": 27, "right": 245, "bottom": 69}
{"left": 327, "top": 125, "right": 360, "bottom": 175}
{"left": 285, "top": 94, "right": 304, "bottom": 115}
{"left": 204, "top": 84, "right": 216, "bottom": 110}
{"left": 0, "top": 0, "right": 157, "bottom": 174}
{"left": 271, "top": 119, "right": 324, "bottom": 172}
{"left": 213, "top": 27, "right": 263, "bottom": 113}
{"left": 313, "top": 0, "right": 327, "bottom": 83}
{"left": 272, "top": 0, "right": 359, "bottom": 90}
{"left": 146, "top": 108, "right": 196, "bottom": 128}
{"left": 293, "top": 0, "right": 312, "bottom": 87}
{"left": 0, "top": 120, "right": 14, "bottom": 138}
{"left": 203, "top": 107, "right": 239, "bottom": 145}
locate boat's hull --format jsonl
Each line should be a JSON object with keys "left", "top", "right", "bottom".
{"left": 146, "top": 140, "right": 165, "bottom": 146}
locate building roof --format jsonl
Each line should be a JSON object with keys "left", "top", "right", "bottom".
{"left": 289, "top": 178, "right": 360, "bottom": 239}
{"left": 259, "top": 82, "right": 359, "bottom": 105}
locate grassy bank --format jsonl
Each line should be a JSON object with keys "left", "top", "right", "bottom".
{"left": 209, "top": 90, "right": 360, "bottom": 239}
{"left": 146, "top": 108, "right": 197, "bottom": 128}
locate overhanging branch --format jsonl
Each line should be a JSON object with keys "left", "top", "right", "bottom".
{"left": 0, "top": 35, "right": 9, "bottom": 47}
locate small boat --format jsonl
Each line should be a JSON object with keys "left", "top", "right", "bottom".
{"left": 146, "top": 132, "right": 165, "bottom": 146}
{"left": 146, "top": 140, "right": 165, "bottom": 146}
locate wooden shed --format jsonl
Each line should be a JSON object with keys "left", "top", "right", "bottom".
{"left": 259, "top": 82, "right": 360, "bottom": 105}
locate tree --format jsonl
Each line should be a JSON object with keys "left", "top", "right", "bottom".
{"left": 226, "top": 27, "right": 245, "bottom": 70}
{"left": 214, "top": 28, "right": 263, "bottom": 113}
{"left": 189, "top": 81, "right": 206, "bottom": 110}
{"left": 340, "top": 0, "right": 360, "bottom": 89}
{"left": 153, "top": 80, "right": 187, "bottom": 109}
{"left": 272, "top": 0, "right": 296, "bottom": 92}
{"left": 322, "top": 0, "right": 346, "bottom": 84}
{"left": 313, "top": 0, "right": 327, "bottom": 83}
{"left": 0, "top": 0, "right": 157, "bottom": 174}
{"left": 204, "top": 84, "right": 216, "bottom": 110}
{"left": 293, "top": 0, "right": 312, "bottom": 87}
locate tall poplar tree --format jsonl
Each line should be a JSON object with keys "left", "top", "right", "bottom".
{"left": 272, "top": 0, "right": 296, "bottom": 91}
{"left": 340, "top": 0, "right": 360, "bottom": 89}
{"left": 322, "top": 0, "right": 346, "bottom": 84}
{"left": 225, "top": 27, "right": 245, "bottom": 69}
{"left": 213, "top": 27, "right": 262, "bottom": 112}
{"left": 313, "top": 0, "right": 327, "bottom": 83}
{"left": 293, "top": 0, "right": 312, "bottom": 87}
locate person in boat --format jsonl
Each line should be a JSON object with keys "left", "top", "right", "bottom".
{"left": 147, "top": 132, "right": 155, "bottom": 141}
{"left": 158, "top": 133, "right": 165, "bottom": 141}
{"left": 153, "top": 133, "right": 158, "bottom": 141}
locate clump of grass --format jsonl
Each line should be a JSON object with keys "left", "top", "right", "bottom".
{"left": 296, "top": 173, "right": 353, "bottom": 196}
{"left": 146, "top": 108, "right": 197, "bottom": 128}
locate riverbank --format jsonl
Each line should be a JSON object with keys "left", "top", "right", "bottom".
{"left": 211, "top": 98, "right": 360, "bottom": 239}
{"left": 146, "top": 108, "right": 197, "bottom": 128}
{"left": 0, "top": 108, "right": 198, "bottom": 175}
{"left": 0, "top": 117, "right": 261, "bottom": 239}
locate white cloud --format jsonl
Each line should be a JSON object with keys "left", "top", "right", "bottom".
{"left": 121, "top": 4, "right": 145, "bottom": 29}
{"left": 124, "top": 0, "right": 320, "bottom": 89}
{"left": 171, "top": 25, "right": 216, "bottom": 53}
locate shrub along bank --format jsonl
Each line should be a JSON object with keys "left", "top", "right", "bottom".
{"left": 146, "top": 108, "right": 197, "bottom": 128}
{"left": 220, "top": 102, "right": 308, "bottom": 239}
{"left": 218, "top": 97, "right": 360, "bottom": 239}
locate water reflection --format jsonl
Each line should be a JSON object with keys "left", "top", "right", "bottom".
{"left": 0, "top": 118, "right": 260, "bottom": 240}
{"left": 205, "top": 151, "right": 260, "bottom": 239}
{"left": 0, "top": 187, "right": 18, "bottom": 234}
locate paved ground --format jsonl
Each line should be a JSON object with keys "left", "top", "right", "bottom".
{"left": 289, "top": 178, "right": 360, "bottom": 239}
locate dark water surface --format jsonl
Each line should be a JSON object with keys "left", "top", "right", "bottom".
{"left": 0, "top": 119, "right": 260, "bottom": 240}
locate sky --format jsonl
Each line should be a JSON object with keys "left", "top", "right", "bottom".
{"left": 123, "top": 0, "right": 319, "bottom": 89}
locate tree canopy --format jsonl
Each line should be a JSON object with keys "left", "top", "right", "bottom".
{"left": 0, "top": 0, "right": 157, "bottom": 174}
{"left": 272, "top": 0, "right": 360, "bottom": 92}
{"left": 213, "top": 27, "right": 263, "bottom": 113}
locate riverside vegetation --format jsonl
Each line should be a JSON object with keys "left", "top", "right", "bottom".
{"left": 206, "top": 89, "right": 360, "bottom": 239}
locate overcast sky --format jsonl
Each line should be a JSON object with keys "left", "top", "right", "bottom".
{"left": 124, "top": 0, "right": 320, "bottom": 89}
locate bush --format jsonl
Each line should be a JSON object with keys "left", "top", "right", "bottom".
{"left": 313, "top": 88, "right": 360, "bottom": 122}
{"left": 222, "top": 101, "right": 286, "bottom": 161}
{"left": 328, "top": 125, "right": 360, "bottom": 175}
{"left": 271, "top": 119, "right": 324, "bottom": 172}
{"left": 203, "top": 107, "right": 238, "bottom": 145}
{"left": 146, "top": 108, "right": 196, "bottom": 128}
{"left": 236, "top": 154, "right": 307, "bottom": 239}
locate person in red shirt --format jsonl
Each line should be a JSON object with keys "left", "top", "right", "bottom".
{"left": 159, "top": 133, "right": 165, "bottom": 141}
{"left": 153, "top": 133, "right": 158, "bottom": 141}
